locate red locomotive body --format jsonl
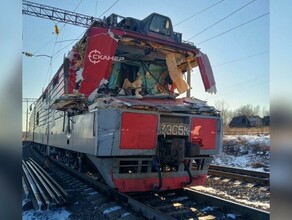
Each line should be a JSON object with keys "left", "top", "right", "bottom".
{"left": 29, "top": 13, "right": 222, "bottom": 192}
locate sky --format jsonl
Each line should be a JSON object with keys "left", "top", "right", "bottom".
{"left": 22, "top": 0, "right": 270, "bottom": 130}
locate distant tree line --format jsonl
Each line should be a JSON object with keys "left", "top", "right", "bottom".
{"left": 214, "top": 100, "right": 270, "bottom": 127}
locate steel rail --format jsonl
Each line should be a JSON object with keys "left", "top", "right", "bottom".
{"left": 22, "top": 164, "right": 42, "bottom": 210}
{"left": 183, "top": 188, "right": 270, "bottom": 220}
{"left": 23, "top": 161, "right": 48, "bottom": 210}
{"left": 23, "top": 161, "right": 51, "bottom": 210}
{"left": 208, "top": 165, "right": 269, "bottom": 186}
{"left": 28, "top": 159, "right": 67, "bottom": 203}
{"left": 210, "top": 165, "right": 269, "bottom": 178}
{"left": 22, "top": 176, "right": 29, "bottom": 200}
{"left": 26, "top": 161, "right": 60, "bottom": 204}
{"left": 29, "top": 158, "right": 69, "bottom": 198}
{"left": 31, "top": 145, "right": 269, "bottom": 219}
{"left": 50, "top": 156, "right": 176, "bottom": 220}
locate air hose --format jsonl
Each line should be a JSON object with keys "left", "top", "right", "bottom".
{"left": 152, "top": 156, "right": 162, "bottom": 191}
{"left": 184, "top": 161, "right": 193, "bottom": 185}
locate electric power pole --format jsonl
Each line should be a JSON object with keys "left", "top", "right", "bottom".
{"left": 23, "top": 98, "right": 38, "bottom": 141}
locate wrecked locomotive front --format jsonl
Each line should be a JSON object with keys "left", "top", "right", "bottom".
{"left": 29, "top": 13, "right": 222, "bottom": 192}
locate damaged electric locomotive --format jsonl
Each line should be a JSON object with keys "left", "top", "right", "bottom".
{"left": 29, "top": 12, "right": 222, "bottom": 192}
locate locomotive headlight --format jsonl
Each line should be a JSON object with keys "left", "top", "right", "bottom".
{"left": 66, "top": 118, "right": 71, "bottom": 139}
{"left": 66, "top": 130, "right": 71, "bottom": 139}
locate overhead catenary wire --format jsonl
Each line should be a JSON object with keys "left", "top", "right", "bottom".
{"left": 43, "top": 35, "right": 58, "bottom": 88}
{"left": 33, "top": 38, "right": 57, "bottom": 55}
{"left": 56, "top": 38, "right": 81, "bottom": 43}
{"left": 217, "top": 73, "right": 268, "bottom": 92}
{"left": 95, "top": 0, "right": 99, "bottom": 16}
{"left": 32, "top": 0, "right": 84, "bottom": 55}
{"left": 55, "top": 0, "right": 85, "bottom": 50}
{"left": 57, "top": 0, "right": 85, "bottom": 32}
{"left": 53, "top": 29, "right": 87, "bottom": 57}
{"left": 98, "top": 0, "right": 120, "bottom": 18}
{"left": 207, "top": 80, "right": 269, "bottom": 100}
{"left": 191, "top": 52, "right": 269, "bottom": 98}
{"left": 24, "top": 2, "right": 268, "bottom": 99}
{"left": 54, "top": 27, "right": 117, "bottom": 57}
{"left": 187, "top": 0, "right": 256, "bottom": 41}
{"left": 42, "top": 0, "right": 85, "bottom": 88}
{"left": 213, "top": 51, "right": 269, "bottom": 67}
{"left": 22, "top": 51, "right": 52, "bottom": 58}
{"left": 174, "top": 0, "right": 225, "bottom": 27}
{"left": 195, "top": 12, "right": 269, "bottom": 46}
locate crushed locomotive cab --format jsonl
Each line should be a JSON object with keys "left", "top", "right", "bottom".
{"left": 29, "top": 12, "right": 222, "bottom": 192}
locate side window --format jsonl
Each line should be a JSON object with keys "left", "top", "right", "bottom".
{"left": 36, "top": 111, "right": 39, "bottom": 126}
{"left": 42, "top": 91, "right": 47, "bottom": 101}
{"left": 108, "top": 63, "right": 121, "bottom": 90}
{"left": 149, "top": 16, "right": 171, "bottom": 36}
{"left": 53, "top": 74, "right": 59, "bottom": 87}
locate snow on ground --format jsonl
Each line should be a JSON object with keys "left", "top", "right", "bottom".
{"left": 194, "top": 134, "right": 271, "bottom": 211}
{"left": 193, "top": 185, "right": 270, "bottom": 210}
{"left": 103, "top": 205, "right": 122, "bottom": 214}
{"left": 22, "top": 134, "right": 270, "bottom": 218}
{"left": 212, "top": 134, "right": 270, "bottom": 172}
{"left": 23, "top": 207, "right": 71, "bottom": 220}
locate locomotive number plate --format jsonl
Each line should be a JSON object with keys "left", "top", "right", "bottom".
{"left": 160, "top": 123, "right": 189, "bottom": 136}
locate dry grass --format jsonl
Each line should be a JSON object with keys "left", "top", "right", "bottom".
{"left": 223, "top": 127, "right": 270, "bottom": 135}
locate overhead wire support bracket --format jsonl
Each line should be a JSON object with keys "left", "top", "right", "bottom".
{"left": 22, "top": 0, "right": 102, "bottom": 28}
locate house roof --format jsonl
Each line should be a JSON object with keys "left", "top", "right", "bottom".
{"left": 229, "top": 115, "right": 263, "bottom": 126}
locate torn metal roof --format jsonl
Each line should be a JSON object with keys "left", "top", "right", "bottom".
{"left": 88, "top": 96, "right": 219, "bottom": 115}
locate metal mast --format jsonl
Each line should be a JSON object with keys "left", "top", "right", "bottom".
{"left": 22, "top": 0, "right": 102, "bottom": 28}
{"left": 23, "top": 98, "right": 38, "bottom": 141}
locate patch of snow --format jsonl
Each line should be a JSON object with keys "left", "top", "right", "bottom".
{"left": 22, "top": 199, "right": 30, "bottom": 206}
{"left": 83, "top": 187, "right": 94, "bottom": 192}
{"left": 201, "top": 206, "right": 214, "bottom": 212}
{"left": 171, "top": 196, "right": 189, "bottom": 202}
{"left": 103, "top": 205, "right": 121, "bottom": 214}
{"left": 224, "top": 134, "right": 270, "bottom": 146}
{"left": 87, "top": 191, "right": 98, "bottom": 196}
{"left": 227, "top": 213, "right": 237, "bottom": 219}
{"left": 121, "top": 212, "right": 130, "bottom": 217}
{"left": 166, "top": 192, "right": 176, "bottom": 196}
{"left": 212, "top": 135, "right": 270, "bottom": 172}
{"left": 22, "top": 208, "right": 71, "bottom": 220}
{"left": 192, "top": 186, "right": 270, "bottom": 210}
{"left": 191, "top": 186, "right": 218, "bottom": 194}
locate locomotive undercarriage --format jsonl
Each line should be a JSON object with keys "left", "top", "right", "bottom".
{"left": 87, "top": 154, "right": 212, "bottom": 192}
{"left": 32, "top": 137, "right": 212, "bottom": 192}
{"left": 33, "top": 131, "right": 213, "bottom": 192}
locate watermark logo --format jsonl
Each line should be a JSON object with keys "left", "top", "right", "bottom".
{"left": 88, "top": 49, "right": 124, "bottom": 64}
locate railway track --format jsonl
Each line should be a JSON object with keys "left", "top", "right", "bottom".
{"left": 23, "top": 143, "right": 270, "bottom": 219}
{"left": 208, "top": 165, "right": 270, "bottom": 186}
{"left": 23, "top": 144, "right": 145, "bottom": 219}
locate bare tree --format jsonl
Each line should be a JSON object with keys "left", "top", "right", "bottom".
{"left": 233, "top": 104, "right": 263, "bottom": 117}
{"left": 215, "top": 102, "right": 268, "bottom": 126}
{"left": 233, "top": 104, "right": 254, "bottom": 116}
{"left": 261, "top": 106, "right": 270, "bottom": 117}
{"left": 214, "top": 100, "right": 232, "bottom": 127}
{"left": 253, "top": 105, "right": 260, "bottom": 116}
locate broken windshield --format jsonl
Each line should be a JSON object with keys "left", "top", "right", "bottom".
{"left": 103, "top": 36, "right": 197, "bottom": 98}
{"left": 107, "top": 60, "right": 174, "bottom": 98}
